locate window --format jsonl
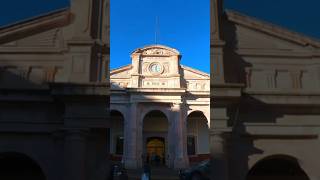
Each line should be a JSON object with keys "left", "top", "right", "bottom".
{"left": 115, "top": 136, "right": 124, "bottom": 155}
{"left": 149, "top": 62, "right": 163, "bottom": 74}
{"left": 187, "top": 136, "right": 196, "bottom": 155}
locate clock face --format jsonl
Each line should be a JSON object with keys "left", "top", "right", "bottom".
{"left": 149, "top": 63, "right": 162, "bottom": 73}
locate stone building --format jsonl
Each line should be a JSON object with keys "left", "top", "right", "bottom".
{"left": 0, "top": 0, "right": 109, "bottom": 180}
{"left": 110, "top": 45, "right": 210, "bottom": 169}
{"left": 211, "top": 0, "right": 320, "bottom": 180}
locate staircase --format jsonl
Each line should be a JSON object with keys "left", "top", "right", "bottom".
{"left": 127, "top": 166, "right": 180, "bottom": 180}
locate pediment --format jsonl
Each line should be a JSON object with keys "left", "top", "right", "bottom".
{"left": 110, "top": 65, "right": 132, "bottom": 79}
{"left": 181, "top": 65, "right": 210, "bottom": 79}
{"left": 0, "top": 9, "right": 70, "bottom": 47}
{"left": 226, "top": 10, "right": 320, "bottom": 50}
{"left": 234, "top": 25, "right": 305, "bottom": 50}
{"left": 131, "top": 45, "right": 180, "bottom": 56}
{"left": 0, "top": 28, "right": 62, "bottom": 49}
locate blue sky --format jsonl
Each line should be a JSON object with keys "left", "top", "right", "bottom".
{"left": 0, "top": 1, "right": 69, "bottom": 26}
{"left": 0, "top": 1, "right": 320, "bottom": 74}
{"left": 110, "top": 0, "right": 210, "bottom": 73}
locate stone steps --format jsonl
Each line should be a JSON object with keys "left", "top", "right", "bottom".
{"left": 127, "top": 166, "right": 180, "bottom": 180}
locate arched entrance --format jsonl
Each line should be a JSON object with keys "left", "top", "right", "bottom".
{"left": 110, "top": 110, "right": 125, "bottom": 161}
{"left": 186, "top": 111, "right": 210, "bottom": 163}
{"left": 143, "top": 110, "right": 168, "bottom": 166}
{"left": 0, "top": 152, "right": 46, "bottom": 180}
{"left": 247, "top": 155, "right": 310, "bottom": 180}
{"left": 146, "top": 137, "right": 165, "bottom": 165}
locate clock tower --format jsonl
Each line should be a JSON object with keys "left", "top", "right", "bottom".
{"left": 130, "top": 45, "right": 182, "bottom": 88}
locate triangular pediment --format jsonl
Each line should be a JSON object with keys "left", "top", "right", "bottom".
{"left": 0, "top": 8, "right": 70, "bottom": 46}
{"left": 110, "top": 64, "right": 132, "bottom": 79}
{"left": 225, "top": 10, "right": 320, "bottom": 50}
{"left": 181, "top": 65, "right": 210, "bottom": 79}
{"left": 0, "top": 28, "right": 62, "bottom": 49}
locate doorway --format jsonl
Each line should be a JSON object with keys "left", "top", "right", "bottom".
{"left": 146, "top": 137, "right": 165, "bottom": 165}
{"left": 143, "top": 110, "right": 169, "bottom": 166}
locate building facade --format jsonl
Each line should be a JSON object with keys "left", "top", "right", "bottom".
{"left": 110, "top": 45, "right": 210, "bottom": 169}
{"left": 0, "top": 0, "right": 110, "bottom": 180}
{"left": 211, "top": 0, "right": 320, "bottom": 180}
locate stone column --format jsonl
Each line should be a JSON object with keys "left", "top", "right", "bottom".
{"left": 210, "top": 107, "right": 230, "bottom": 180}
{"left": 130, "top": 54, "right": 140, "bottom": 88}
{"left": 64, "top": 129, "right": 88, "bottom": 180}
{"left": 124, "top": 103, "right": 139, "bottom": 169}
{"left": 210, "top": 131, "right": 229, "bottom": 180}
{"left": 172, "top": 103, "right": 189, "bottom": 169}
{"left": 167, "top": 113, "right": 175, "bottom": 168}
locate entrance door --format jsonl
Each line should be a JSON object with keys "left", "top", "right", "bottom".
{"left": 146, "top": 137, "right": 165, "bottom": 165}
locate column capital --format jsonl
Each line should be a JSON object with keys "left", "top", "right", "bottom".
{"left": 209, "top": 130, "right": 230, "bottom": 158}
{"left": 171, "top": 103, "right": 182, "bottom": 110}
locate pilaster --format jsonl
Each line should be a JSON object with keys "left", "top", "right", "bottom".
{"left": 124, "top": 102, "right": 139, "bottom": 169}
{"left": 210, "top": 106, "right": 230, "bottom": 180}
{"left": 63, "top": 128, "right": 89, "bottom": 180}
{"left": 209, "top": 131, "right": 229, "bottom": 180}
{"left": 211, "top": 0, "right": 226, "bottom": 84}
{"left": 172, "top": 103, "right": 189, "bottom": 169}
{"left": 130, "top": 54, "right": 140, "bottom": 88}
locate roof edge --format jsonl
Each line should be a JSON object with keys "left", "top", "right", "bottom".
{"left": 181, "top": 65, "right": 210, "bottom": 77}
{"left": 0, "top": 7, "right": 69, "bottom": 31}
{"left": 0, "top": 8, "right": 70, "bottom": 44}
{"left": 226, "top": 10, "right": 320, "bottom": 48}
{"left": 110, "top": 64, "right": 132, "bottom": 74}
{"left": 131, "top": 44, "right": 180, "bottom": 55}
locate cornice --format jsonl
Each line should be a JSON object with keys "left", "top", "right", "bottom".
{"left": 0, "top": 8, "right": 71, "bottom": 44}
{"left": 226, "top": 10, "right": 320, "bottom": 48}
{"left": 181, "top": 65, "right": 210, "bottom": 78}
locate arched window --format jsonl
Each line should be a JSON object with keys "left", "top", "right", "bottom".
{"left": 187, "top": 135, "right": 196, "bottom": 155}
{"left": 110, "top": 110, "right": 124, "bottom": 156}
{"left": 186, "top": 111, "right": 209, "bottom": 156}
{"left": 115, "top": 135, "right": 124, "bottom": 155}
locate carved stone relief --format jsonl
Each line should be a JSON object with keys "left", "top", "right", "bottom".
{"left": 142, "top": 79, "right": 168, "bottom": 87}
{"left": 142, "top": 62, "right": 150, "bottom": 73}
{"left": 186, "top": 80, "right": 209, "bottom": 91}
{"left": 142, "top": 48, "right": 174, "bottom": 56}
{"left": 163, "top": 62, "right": 170, "bottom": 74}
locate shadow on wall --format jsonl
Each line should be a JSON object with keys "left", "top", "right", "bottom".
{"left": 0, "top": 67, "right": 51, "bottom": 90}
{"left": 217, "top": 11, "right": 319, "bottom": 180}
{"left": 0, "top": 152, "right": 46, "bottom": 180}
{"left": 221, "top": 12, "right": 250, "bottom": 84}
{"left": 0, "top": 68, "right": 110, "bottom": 180}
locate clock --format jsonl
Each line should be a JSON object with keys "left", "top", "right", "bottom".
{"left": 149, "top": 63, "right": 163, "bottom": 74}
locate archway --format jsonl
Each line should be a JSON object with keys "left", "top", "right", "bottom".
{"left": 143, "top": 110, "right": 168, "bottom": 166}
{"left": 0, "top": 152, "right": 46, "bottom": 180}
{"left": 186, "top": 111, "right": 210, "bottom": 163}
{"left": 110, "top": 110, "right": 125, "bottom": 161}
{"left": 247, "top": 155, "right": 310, "bottom": 180}
{"left": 146, "top": 137, "right": 166, "bottom": 165}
